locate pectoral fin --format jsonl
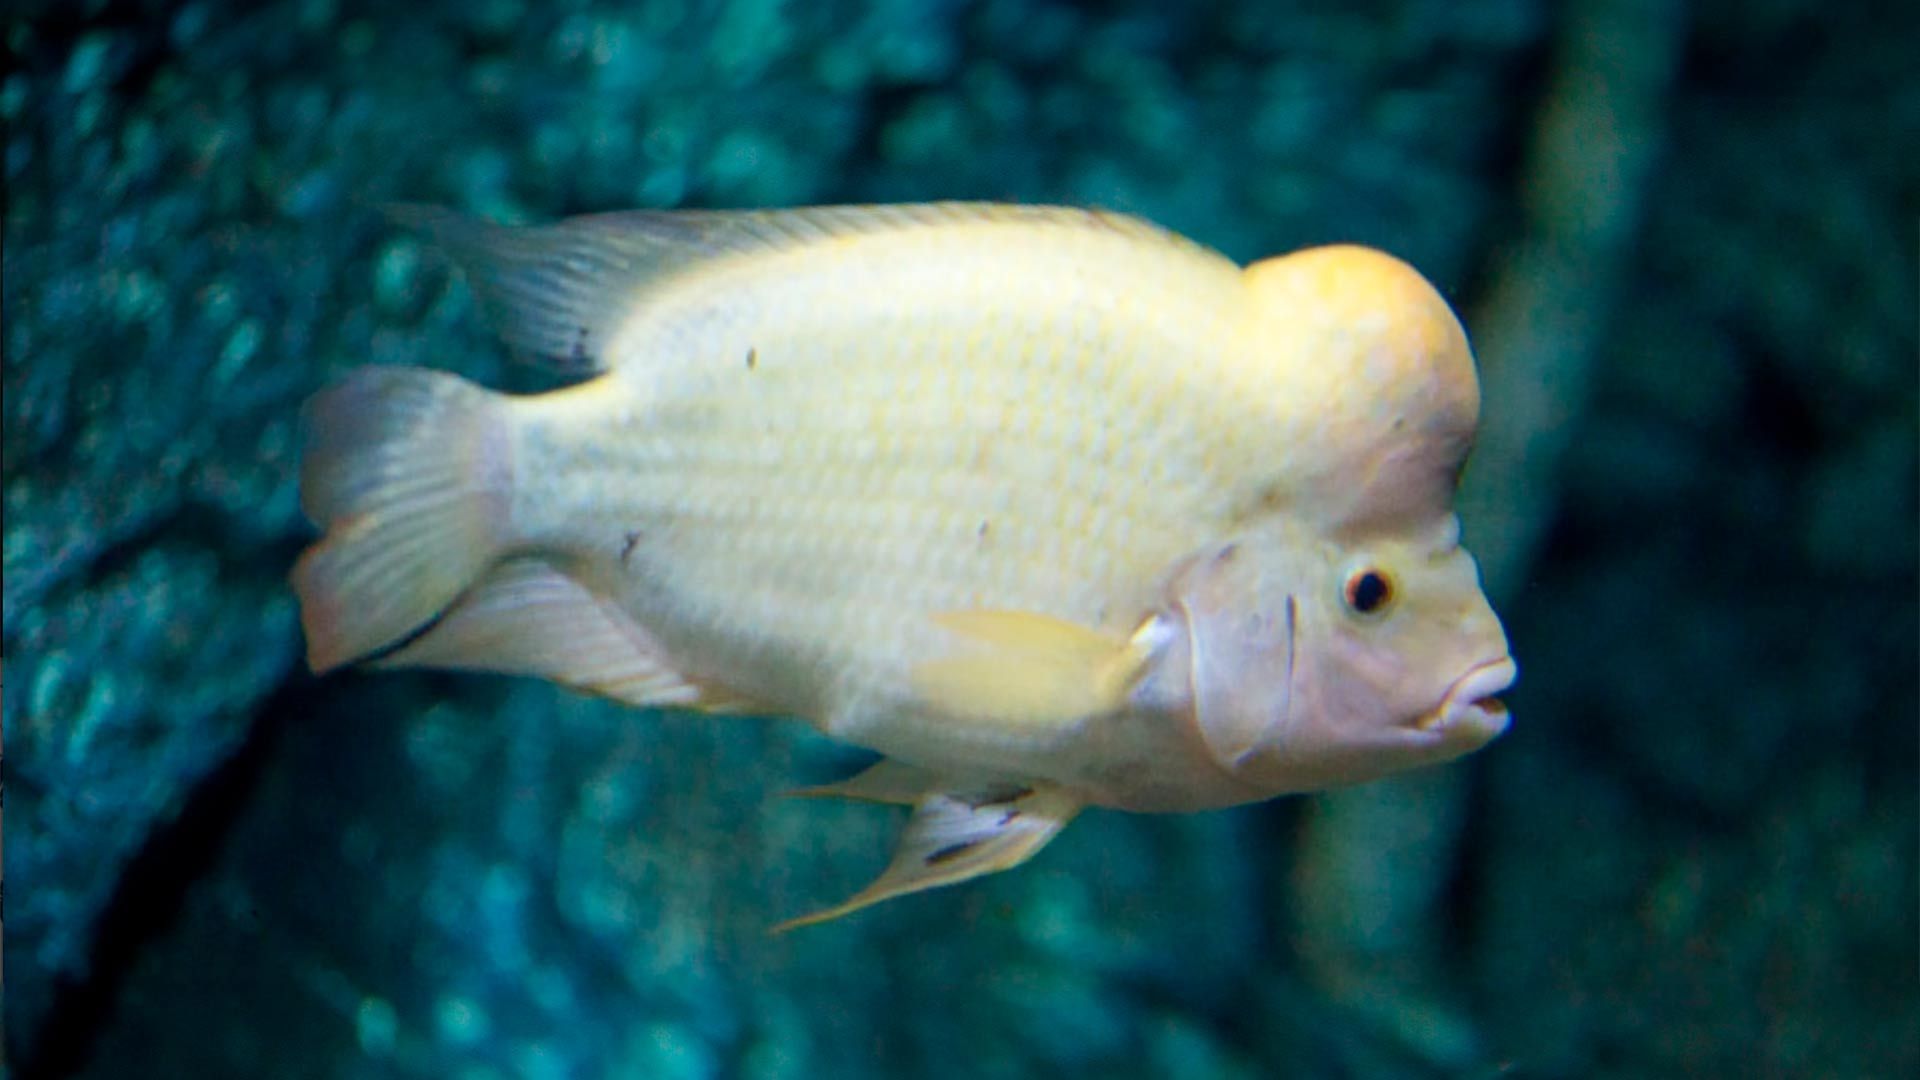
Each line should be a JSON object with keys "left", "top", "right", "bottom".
{"left": 910, "top": 609, "right": 1163, "bottom": 729}
{"left": 772, "top": 782, "right": 1082, "bottom": 933}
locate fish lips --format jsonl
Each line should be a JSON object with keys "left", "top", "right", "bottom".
{"left": 1414, "top": 656, "right": 1517, "bottom": 743}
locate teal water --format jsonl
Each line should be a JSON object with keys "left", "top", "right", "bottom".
{"left": 4, "top": 2, "right": 1915, "bottom": 1077}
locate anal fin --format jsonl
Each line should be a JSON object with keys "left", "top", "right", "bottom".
{"left": 377, "top": 557, "right": 754, "bottom": 711}
{"left": 773, "top": 781, "right": 1082, "bottom": 932}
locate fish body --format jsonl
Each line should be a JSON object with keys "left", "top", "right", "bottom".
{"left": 293, "top": 203, "right": 1514, "bottom": 926}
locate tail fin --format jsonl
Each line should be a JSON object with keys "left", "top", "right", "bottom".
{"left": 291, "top": 366, "right": 513, "bottom": 673}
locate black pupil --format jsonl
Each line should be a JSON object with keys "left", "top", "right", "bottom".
{"left": 1350, "top": 572, "right": 1390, "bottom": 613}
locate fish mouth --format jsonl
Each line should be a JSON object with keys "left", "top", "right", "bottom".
{"left": 1415, "top": 656, "right": 1517, "bottom": 739}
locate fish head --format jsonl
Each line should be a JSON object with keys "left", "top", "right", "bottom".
{"left": 1238, "top": 245, "right": 1480, "bottom": 531}
{"left": 1168, "top": 516, "right": 1514, "bottom": 796}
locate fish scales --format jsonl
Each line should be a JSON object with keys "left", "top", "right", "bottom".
{"left": 293, "top": 202, "right": 1516, "bottom": 927}
{"left": 511, "top": 216, "right": 1250, "bottom": 759}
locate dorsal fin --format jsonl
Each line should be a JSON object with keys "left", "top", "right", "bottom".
{"left": 388, "top": 204, "right": 706, "bottom": 375}
{"left": 389, "top": 203, "right": 1208, "bottom": 375}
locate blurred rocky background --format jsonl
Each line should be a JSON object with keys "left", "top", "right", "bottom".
{"left": 3, "top": 0, "right": 1914, "bottom": 1077}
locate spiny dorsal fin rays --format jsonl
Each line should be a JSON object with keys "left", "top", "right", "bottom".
{"left": 386, "top": 204, "right": 700, "bottom": 376}
{"left": 772, "top": 783, "right": 1082, "bottom": 933}
{"left": 388, "top": 203, "right": 1217, "bottom": 376}
{"left": 909, "top": 609, "right": 1166, "bottom": 732}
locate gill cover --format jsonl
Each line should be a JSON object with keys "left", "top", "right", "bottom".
{"left": 1172, "top": 543, "right": 1298, "bottom": 770}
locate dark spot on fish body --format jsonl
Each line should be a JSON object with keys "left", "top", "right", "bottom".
{"left": 926, "top": 840, "right": 981, "bottom": 866}
{"left": 620, "top": 530, "right": 643, "bottom": 563}
{"left": 745, "top": 347, "right": 757, "bottom": 371}
{"left": 1249, "top": 483, "right": 1287, "bottom": 518}
{"left": 570, "top": 326, "right": 591, "bottom": 368}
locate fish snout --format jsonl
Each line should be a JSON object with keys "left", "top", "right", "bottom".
{"left": 1415, "top": 656, "right": 1516, "bottom": 742}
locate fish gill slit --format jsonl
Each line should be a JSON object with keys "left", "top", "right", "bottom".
{"left": 1283, "top": 594, "right": 1297, "bottom": 690}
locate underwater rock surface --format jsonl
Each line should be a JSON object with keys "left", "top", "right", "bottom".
{"left": 4, "top": 0, "right": 1914, "bottom": 1077}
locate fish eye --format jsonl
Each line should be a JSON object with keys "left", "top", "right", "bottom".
{"left": 1344, "top": 569, "right": 1395, "bottom": 615}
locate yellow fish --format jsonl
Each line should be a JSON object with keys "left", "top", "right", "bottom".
{"left": 292, "top": 203, "right": 1515, "bottom": 930}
